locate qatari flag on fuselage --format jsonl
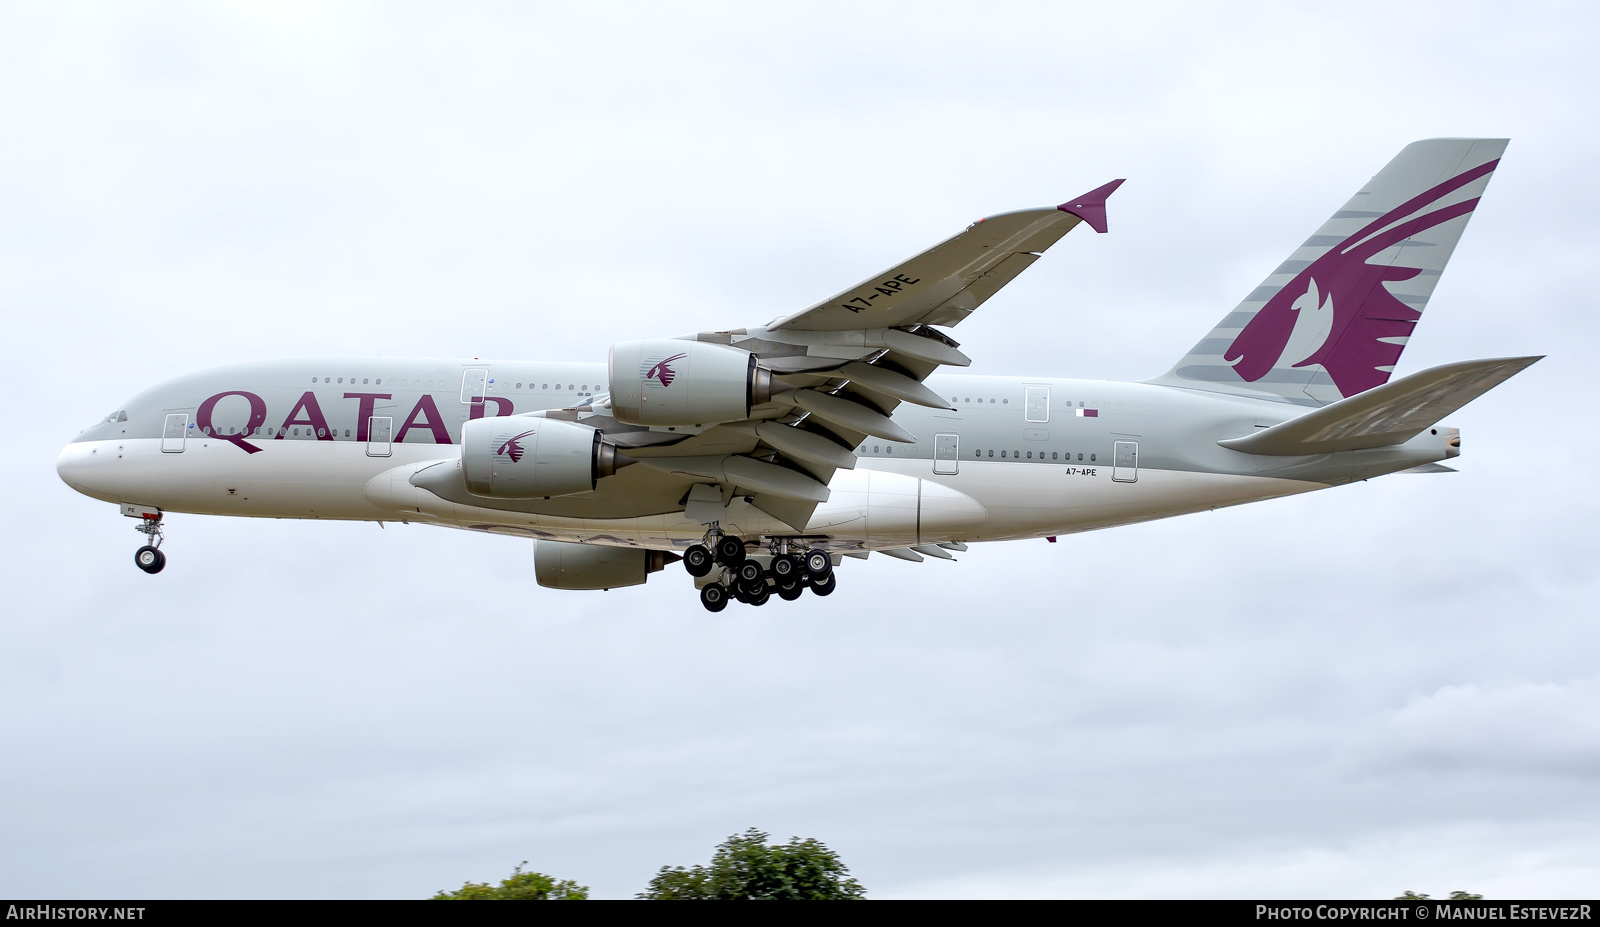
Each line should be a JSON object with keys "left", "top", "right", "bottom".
{"left": 1075, "top": 408, "right": 1099, "bottom": 417}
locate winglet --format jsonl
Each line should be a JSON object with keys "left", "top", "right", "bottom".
{"left": 1058, "top": 179, "right": 1125, "bottom": 233}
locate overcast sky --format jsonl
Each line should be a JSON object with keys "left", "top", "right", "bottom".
{"left": 3, "top": 1, "right": 1598, "bottom": 900}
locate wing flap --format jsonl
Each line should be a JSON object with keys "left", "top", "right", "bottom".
{"left": 754, "top": 421, "right": 857, "bottom": 470}
{"left": 787, "top": 389, "right": 917, "bottom": 443}
{"left": 1219, "top": 355, "right": 1541, "bottom": 456}
{"left": 837, "top": 361, "right": 953, "bottom": 409}
{"left": 879, "top": 547, "right": 925, "bottom": 562}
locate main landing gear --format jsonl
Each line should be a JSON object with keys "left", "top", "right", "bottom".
{"left": 133, "top": 512, "right": 167, "bottom": 574}
{"left": 685, "top": 532, "right": 836, "bottom": 612}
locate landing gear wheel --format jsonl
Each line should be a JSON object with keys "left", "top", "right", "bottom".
{"left": 777, "top": 583, "right": 804, "bottom": 601}
{"left": 803, "top": 549, "right": 832, "bottom": 577}
{"left": 134, "top": 546, "right": 166, "bottom": 575}
{"left": 683, "top": 544, "right": 714, "bottom": 577}
{"left": 809, "top": 572, "right": 836, "bottom": 596}
{"left": 771, "top": 555, "right": 798, "bottom": 581}
{"left": 737, "top": 561, "right": 764, "bottom": 585}
{"left": 700, "top": 583, "right": 729, "bottom": 612}
{"left": 747, "top": 582, "right": 770, "bottom": 606}
{"left": 716, "top": 535, "right": 747, "bottom": 566}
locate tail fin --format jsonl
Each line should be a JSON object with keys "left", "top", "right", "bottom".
{"left": 1151, "top": 138, "right": 1508, "bottom": 406}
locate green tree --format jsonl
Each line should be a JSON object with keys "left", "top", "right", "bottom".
{"left": 639, "top": 827, "right": 865, "bottom": 900}
{"left": 432, "top": 861, "right": 589, "bottom": 900}
{"left": 1394, "top": 891, "right": 1484, "bottom": 901}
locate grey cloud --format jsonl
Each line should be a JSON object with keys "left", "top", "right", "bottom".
{"left": 1342, "top": 679, "right": 1600, "bottom": 778}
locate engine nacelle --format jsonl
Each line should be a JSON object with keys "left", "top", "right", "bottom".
{"left": 461, "top": 416, "right": 618, "bottom": 499}
{"left": 534, "top": 540, "right": 676, "bottom": 590}
{"left": 609, "top": 339, "right": 772, "bottom": 427}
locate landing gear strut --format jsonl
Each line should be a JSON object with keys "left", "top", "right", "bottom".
{"left": 133, "top": 513, "right": 166, "bottom": 574}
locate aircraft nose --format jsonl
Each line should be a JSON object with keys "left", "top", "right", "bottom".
{"left": 56, "top": 441, "right": 121, "bottom": 503}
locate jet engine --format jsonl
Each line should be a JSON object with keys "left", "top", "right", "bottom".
{"left": 534, "top": 540, "right": 678, "bottom": 590}
{"left": 609, "top": 339, "right": 772, "bottom": 427}
{"left": 460, "top": 416, "right": 619, "bottom": 499}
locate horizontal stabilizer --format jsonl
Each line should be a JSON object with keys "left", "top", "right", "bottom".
{"left": 1219, "top": 356, "right": 1541, "bottom": 456}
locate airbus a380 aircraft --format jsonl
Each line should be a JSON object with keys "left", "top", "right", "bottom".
{"left": 57, "top": 139, "right": 1538, "bottom": 611}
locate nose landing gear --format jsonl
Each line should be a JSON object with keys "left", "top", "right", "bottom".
{"left": 132, "top": 512, "right": 167, "bottom": 574}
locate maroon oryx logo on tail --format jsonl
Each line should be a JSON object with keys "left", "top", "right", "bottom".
{"left": 497, "top": 429, "right": 539, "bottom": 463}
{"left": 645, "top": 353, "right": 688, "bottom": 387}
{"left": 1224, "top": 158, "right": 1498, "bottom": 398}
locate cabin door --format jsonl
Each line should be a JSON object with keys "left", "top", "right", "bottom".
{"left": 1025, "top": 387, "right": 1050, "bottom": 423}
{"left": 1112, "top": 440, "right": 1139, "bottom": 483}
{"left": 366, "top": 416, "right": 393, "bottom": 457}
{"left": 161, "top": 413, "right": 188, "bottom": 453}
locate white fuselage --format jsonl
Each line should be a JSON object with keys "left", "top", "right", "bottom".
{"left": 56, "top": 359, "right": 1453, "bottom": 553}
{"left": 56, "top": 434, "right": 1317, "bottom": 548}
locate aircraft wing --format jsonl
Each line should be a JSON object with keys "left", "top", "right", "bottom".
{"left": 545, "top": 184, "right": 1123, "bottom": 532}
{"left": 769, "top": 180, "right": 1125, "bottom": 333}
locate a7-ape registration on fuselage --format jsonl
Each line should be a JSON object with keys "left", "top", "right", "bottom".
{"left": 58, "top": 139, "right": 1538, "bottom": 611}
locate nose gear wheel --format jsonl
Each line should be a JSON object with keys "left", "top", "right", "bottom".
{"left": 134, "top": 546, "right": 166, "bottom": 574}
{"left": 132, "top": 514, "right": 168, "bottom": 574}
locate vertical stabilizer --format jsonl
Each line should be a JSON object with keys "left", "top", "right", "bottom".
{"left": 1150, "top": 138, "right": 1508, "bottom": 406}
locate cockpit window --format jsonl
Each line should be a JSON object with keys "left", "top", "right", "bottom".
{"left": 105, "top": 411, "right": 128, "bottom": 423}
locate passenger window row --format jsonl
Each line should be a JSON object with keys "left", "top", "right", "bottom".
{"left": 307, "top": 377, "right": 597, "bottom": 392}
{"left": 201, "top": 425, "right": 353, "bottom": 438}
{"left": 974, "top": 449, "right": 1096, "bottom": 462}
{"left": 947, "top": 396, "right": 1096, "bottom": 410}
